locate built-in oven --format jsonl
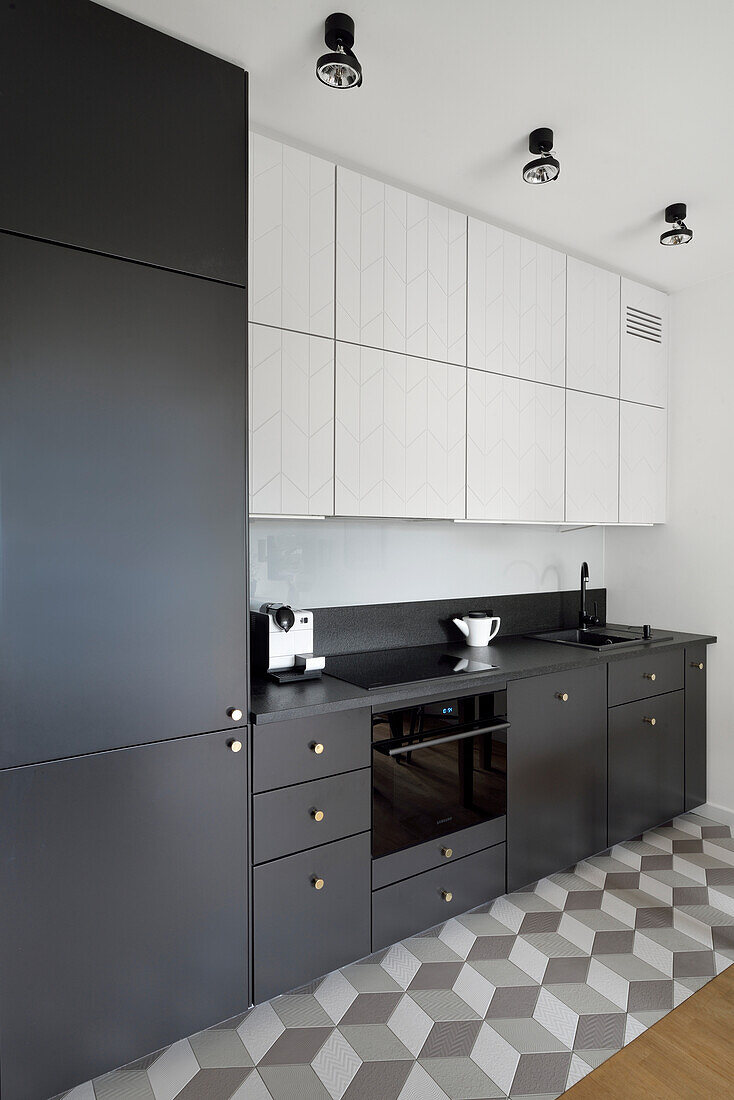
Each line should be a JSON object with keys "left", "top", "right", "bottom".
{"left": 371, "top": 689, "right": 508, "bottom": 860}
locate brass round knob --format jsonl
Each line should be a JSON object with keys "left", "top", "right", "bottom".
{"left": 228, "top": 739, "right": 242, "bottom": 753}
{"left": 310, "top": 742, "right": 325, "bottom": 755}
{"left": 643, "top": 716, "right": 657, "bottom": 726}
{"left": 442, "top": 847, "right": 453, "bottom": 859}
{"left": 227, "top": 707, "right": 243, "bottom": 722}
{"left": 644, "top": 673, "right": 656, "bottom": 682}
{"left": 692, "top": 661, "right": 704, "bottom": 671}
{"left": 556, "top": 692, "right": 569, "bottom": 702}
{"left": 311, "top": 808, "right": 325, "bottom": 822}
{"left": 441, "top": 890, "right": 453, "bottom": 902}
{"left": 312, "top": 877, "right": 325, "bottom": 890}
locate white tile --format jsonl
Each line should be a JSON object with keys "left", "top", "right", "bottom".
{"left": 453, "top": 962, "right": 495, "bottom": 1017}
{"left": 388, "top": 993, "right": 434, "bottom": 1057}
{"left": 147, "top": 1039, "right": 198, "bottom": 1100}
{"left": 533, "top": 988, "right": 578, "bottom": 1049}
{"left": 314, "top": 970, "right": 360, "bottom": 1024}
{"left": 311, "top": 1028, "right": 362, "bottom": 1100}
{"left": 470, "top": 1022, "right": 520, "bottom": 1096}
{"left": 397, "top": 1061, "right": 451, "bottom": 1100}
{"left": 381, "top": 943, "right": 422, "bottom": 990}
{"left": 237, "top": 1001, "right": 286, "bottom": 1063}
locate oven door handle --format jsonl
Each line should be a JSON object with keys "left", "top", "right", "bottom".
{"left": 385, "top": 721, "right": 510, "bottom": 756}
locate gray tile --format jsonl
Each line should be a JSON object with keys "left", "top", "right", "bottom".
{"left": 466, "top": 935, "right": 515, "bottom": 960}
{"left": 467, "top": 958, "right": 541, "bottom": 987}
{"left": 519, "top": 912, "right": 561, "bottom": 934}
{"left": 257, "top": 1027, "right": 333, "bottom": 1066}
{"left": 419, "top": 1020, "right": 482, "bottom": 1059}
{"left": 591, "top": 930, "right": 635, "bottom": 955}
{"left": 511, "top": 1051, "right": 572, "bottom": 1094}
{"left": 339, "top": 1024, "right": 413, "bottom": 1061}
{"left": 544, "top": 958, "right": 590, "bottom": 984}
{"left": 627, "top": 980, "right": 673, "bottom": 1011}
{"left": 271, "top": 995, "right": 336, "bottom": 1028}
{"left": 486, "top": 986, "right": 541, "bottom": 1019}
{"left": 489, "top": 1018, "right": 569, "bottom": 1054}
{"left": 420, "top": 1055, "right": 505, "bottom": 1098}
{"left": 341, "top": 1060, "right": 412, "bottom": 1099}
{"left": 340, "top": 963, "right": 402, "bottom": 993}
{"left": 189, "top": 1031, "right": 254, "bottom": 1069}
{"left": 410, "top": 989, "right": 482, "bottom": 1021}
{"left": 401, "top": 937, "right": 462, "bottom": 963}
{"left": 340, "top": 993, "right": 403, "bottom": 1025}
{"left": 408, "top": 962, "right": 463, "bottom": 990}
{"left": 259, "top": 1064, "right": 332, "bottom": 1099}
{"left": 673, "top": 950, "right": 716, "bottom": 978}
{"left": 573, "top": 1012, "right": 625, "bottom": 1050}
{"left": 174, "top": 1068, "right": 252, "bottom": 1100}
{"left": 93, "top": 1069, "right": 155, "bottom": 1100}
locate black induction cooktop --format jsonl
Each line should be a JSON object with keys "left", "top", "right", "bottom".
{"left": 325, "top": 645, "right": 498, "bottom": 690}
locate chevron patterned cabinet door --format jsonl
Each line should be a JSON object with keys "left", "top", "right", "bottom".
{"left": 249, "top": 133, "right": 335, "bottom": 337}
{"left": 336, "top": 168, "right": 467, "bottom": 365}
{"left": 619, "top": 401, "right": 667, "bottom": 523}
{"left": 567, "top": 257, "right": 621, "bottom": 397}
{"left": 467, "top": 220, "right": 566, "bottom": 386}
{"left": 467, "top": 371, "right": 565, "bottom": 522}
{"left": 249, "top": 324, "right": 335, "bottom": 515}
{"left": 335, "top": 343, "right": 466, "bottom": 518}
{"left": 566, "top": 390, "right": 620, "bottom": 524}
{"left": 620, "top": 278, "right": 668, "bottom": 407}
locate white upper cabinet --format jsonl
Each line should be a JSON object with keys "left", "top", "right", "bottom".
{"left": 566, "top": 258, "right": 621, "bottom": 397}
{"left": 619, "top": 277, "right": 668, "bottom": 407}
{"left": 335, "top": 343, "right": 466, "bottom": 519}
{"left": 249, "top": 324, "right": 335, "bottom": 515}
{"left": 565, "top": 391, "right": 620, "bottom": 524}
{"left": 619, "top": 401, "right": 667, "bottom": 523}
{"left": 466, "top": 370, "right": 565, "bottom": 522}
{"left": 467, "top": 219, "right": 566, "bottom": 387}
{"left": 249, "top": 134, "right": 335, "bottom": 337}
{"left": 336, "top": 168, "right": 467, "bottom": 365}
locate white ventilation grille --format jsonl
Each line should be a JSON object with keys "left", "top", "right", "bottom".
{"left": 626, "top": 305, "right": 663, "bottom": 344}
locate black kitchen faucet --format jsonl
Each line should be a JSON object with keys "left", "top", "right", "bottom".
{"left": 579, "top": 561, "right": 601, "bottom": 629}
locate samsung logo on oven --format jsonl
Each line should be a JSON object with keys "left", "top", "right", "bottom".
{"left": 436, "top": 816, "right": 453, "bottom": 825}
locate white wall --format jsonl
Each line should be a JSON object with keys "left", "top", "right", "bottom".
{"left": 250, "top": 518, "right": 604, "bottom": 610}
{"left": 605, "top": 273, "right": 733, "bottom": 813}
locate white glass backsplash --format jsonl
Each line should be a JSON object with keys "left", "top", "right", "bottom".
{"left": 249, "top": 518, "right": 604, "bottom": 609}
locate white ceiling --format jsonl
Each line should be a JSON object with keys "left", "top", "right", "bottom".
{"left": 101, "top": 0, "right": 733, "bottom": 293}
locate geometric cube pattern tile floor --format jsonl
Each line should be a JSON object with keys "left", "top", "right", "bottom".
{"left": 60, "top": 811, "right": 734, "bottom": 1100}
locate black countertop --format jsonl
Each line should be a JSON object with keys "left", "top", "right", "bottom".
{"left": 250, "top": 626, "right": 717, "bottom": 724}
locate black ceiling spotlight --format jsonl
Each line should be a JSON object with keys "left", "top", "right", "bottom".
{"left": 316, "top": 13, "right": 362, "bottom": 89}
{"left": 523, "top": 127, "right": 560, "bottom": 185}
{"left": 660, "top": 203, "right": 693, "bottom": 246}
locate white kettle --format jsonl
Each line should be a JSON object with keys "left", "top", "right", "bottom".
{"left": 452, "top": 611, "right": 501, "bottom": 647}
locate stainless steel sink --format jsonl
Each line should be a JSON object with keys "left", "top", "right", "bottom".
{"left": 529, "top": 626, "right": 672, "bottom": 650}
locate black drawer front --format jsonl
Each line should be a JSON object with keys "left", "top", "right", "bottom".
{"left": 253, "top": 769, "right": 371, "bottom": 864}
{"left": 372, "top": 843, "right": 506, "bottom": 952}
{"left": 608, "top": 649, "right": 684, "bottom": 706}
{"left": 372, "top": 817, "right": 506, "bottom": 890}
{"left": 608, "top": 690, "right": 684, "bottom": 846}
{"left": 253, "top": 833, "right": 371, "bottom": 1003}
{"left": 252, "top": 709, "right": 371, "bottom": 793}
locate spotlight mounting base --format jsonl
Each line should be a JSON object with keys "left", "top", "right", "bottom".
{"left": 665, "top": 202, "right": 688, "bottom": 224}
{"left": 528, "top": 127, "right": 554, "bottom": 155}
{"left": 324, "top": 12, "right": 355, "bottom": 51}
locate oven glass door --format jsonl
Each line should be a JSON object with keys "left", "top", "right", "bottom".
{"left": 372, "top": 700, "right": 507, "bottom": 860}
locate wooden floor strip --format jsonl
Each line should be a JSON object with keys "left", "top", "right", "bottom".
{"left": 565, "top": 964, "right": 734, "bottom": 1099}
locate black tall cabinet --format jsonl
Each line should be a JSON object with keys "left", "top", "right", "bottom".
{"left": 0, "top": 4, "right": 249, "bottom": 1098}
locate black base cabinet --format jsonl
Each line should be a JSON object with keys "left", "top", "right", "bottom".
{"left": 253, "top": 833, "right": 371, "bottom": 1004}
{"left": 608, "top": 691, "right": 685, "bottom": 846}
{"left": 0, "top": 732, "right": 248, "bottom": 1100}
{"left": 685, "top": 645, "right": 707, "bottom": 810}
{"left": 507, "top": 666, "right": 607, "bottom": 892}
